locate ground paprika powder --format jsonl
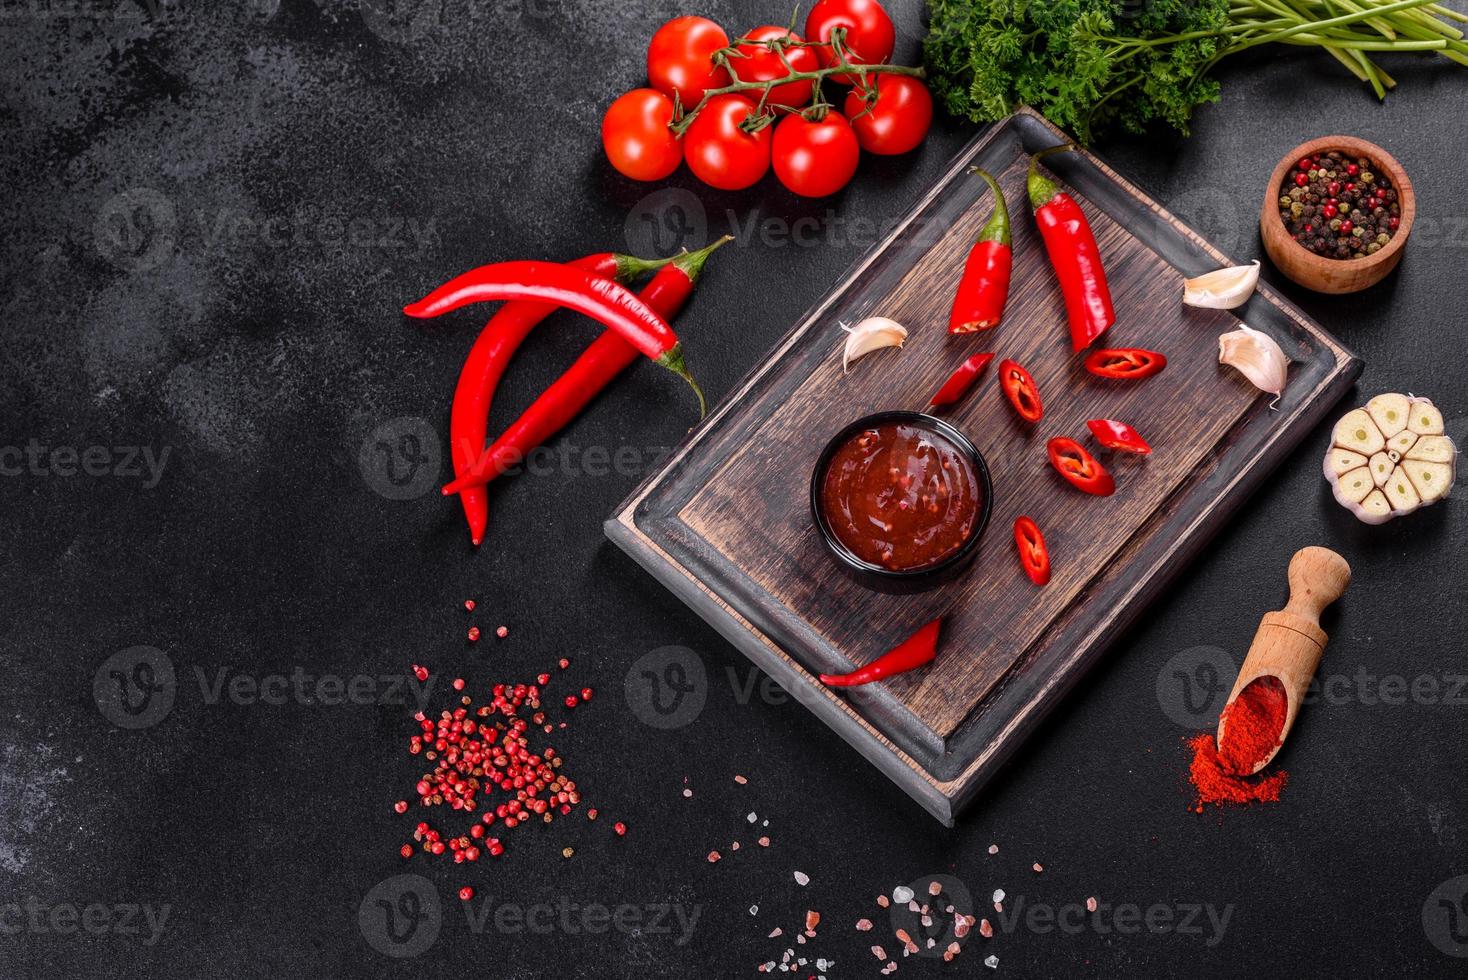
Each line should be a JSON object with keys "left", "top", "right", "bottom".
{"left": 1187, "top": 675, "right": 1290, "bottom": 811}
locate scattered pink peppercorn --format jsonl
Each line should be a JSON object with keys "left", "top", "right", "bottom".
{"left": 459, "top": 887, "right": 474, "bottom": 901}
{"left": 412, "top": 665, "right": 429, "bottom": 682}
{"left": 496, "top": 626, "right": 509, "bottom": 638}
{"left": 580, "top": 687, "right": 593, "bottom": 701}
{"left": 453, "top": 678, "right": 465, "bottom": 691}
{"left": 394, "top": 800, "right": 408, "bottom": 814}
{"left": 467, "top": 626, "right": 480, "bottom": 642}
{"left": 400, "top": 844, "right": 413, "bottom": 859}
{"left": 464, "top": 599, "right": 475, "bottom": 611}
{"left": 558, "top": 658, "right": 570, "bottom": 669}
{"left": 564, "top": 696, "right": 578, "bottom": 709}
{"left": 614, "top": 822, "right": 627, "bottom": 836}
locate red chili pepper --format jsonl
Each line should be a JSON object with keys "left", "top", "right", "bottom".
{"left": 819, "top": 618, "right": 942, "bottom": 688}
{"left": 439, "top": 238, "right": 730, "bottom": 497}
{"left": 1028, "top": 145, "right": 1115, "bottom": 352}
{"left": 1086, "top": 418, "right": 1152, "bottom": 454}
{"left": 948, "top": 168, "right": 1011, "bottom": 334}
{"left": 997, "top": 358, "right": 1043, "bottom": 423}
{"left": 1083, "top": 347, "right": 1167, "bottom": 380}
{"left": 447, "top": 252, "right": 668, "bottom": 545}
{"left": 1012, "top": 516, "right": 1051, "bottom": 586}
{"left": 927, "top": 353, "right": 994, "bottom": 410}
{"left": 404, "top": 261, "right": 706, "bottom": 415}
{"left": 1046, "top": 437, "right": 1116, "bottom": 496}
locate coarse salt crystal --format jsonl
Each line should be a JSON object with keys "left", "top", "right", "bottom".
{"left": 1086, "top": 897, "right": 1098, "bottom": 912}
{"left": 769, "top": 928, "right": 782, "bottom": 938}
{"left": 980, "top": 918, "right": 993, "bottom": 939}
{"left": 682, "top": 789, "right": 692, "bottom": 798}
{"left": 1032, "top": 863, "right": 1043, "bottom": 873}
{"left": 750, "top": 906, "right": 758, "bottom": 915}
{"left": 892, "top": 886, "right": 914, "bottom": 903}
{"left": 928, "top": 881, "right": 942, "bottom": 896}
{"left": 985, "top": 954, "right": 998, "bottom": 969}
{"left": 707, "top": 850, "right": 720, "bottom": 862}
{"left": 758, "top": 836, "right": 770, "bottom": 847}
{"left": 876, "top": 895, "right": 890, "bottom": 908}
{"left": 992, "top": 889, "right": 1005, "bottom": 903}
{"left": 806, "top": 910, "right": 821, "bottom": 931}
{"left": 731, "top": 842, "right": 740, "bottom": 851}
{"left": 748, "top": 812, "right": 758, "bottom": 823}
{"left": 735, "top": 774, "right": 748, "bottom": 784}
{"left": 794, "top": 871, "right": 810, "bottom": 886}
{"left": 871, "top": 946, "right": 887, "bottom": 961}
{"left": 856, "top": 918, "right": 873, "bottom": 931}
{"left": 988, "top": 844, "right": 998, "bottom": 854}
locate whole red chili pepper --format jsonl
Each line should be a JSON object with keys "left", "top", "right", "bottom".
{"left": 819, "top": 618, "right": 942, "bottom": 688}
{"left": 1028, "top": 145, "right": 1115, "bottom": 352}
{"left": 1046, "top": 437, "right": 1116, "bottom": 496}
{"left": 448, "top": 252, "right": 669, "bottom": 545}
{"left": 1083, "top": 348, "right": 1167, "bottom": 380}
{"left": 1012, "top": 516, "right": 1051, "bottom": 586}
{"left": 1086, "top": 418, "right": 1152, "bottom": 454}
{"left": 948, "top": 168, "right": 1011, "bottom": 334}
{"left": 440, "top": 238, "right": 731, "bottom": 497}
{"left": 927, "top": 352, "right": 994, "bottom": 410}
{"left": 403, "top": 261, "right": 706, "bottom": 416}
{"left": 997, "top": 358, "right": 1043, "bottom": 423}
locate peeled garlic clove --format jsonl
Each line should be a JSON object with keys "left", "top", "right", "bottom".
{"left": 1323, "top": 392, "right": 1456, "bottom": 522}
{"left": 1408, "top": 398, "right": 1445, "bottom": 435}
{"left": 1405, "top": 435, "right": 1456, "bottom": 464}
{"left": 1366, "top": 392, "right": 1410, "bottom": 438}
{"left": 841, "top": 316, "right": 908, "bottom": 374}
{"left": 1332, "top": 409, "right": 1385, "bottom": 456}
{"left": 1324, "top": 448, "right": 1367, "bottom": 478}
{"left": 1183, "top": 260, "right": 1260, "bottom": 309}
{"left": 1218, "top": 325, "right": 1289, "bottom": 404}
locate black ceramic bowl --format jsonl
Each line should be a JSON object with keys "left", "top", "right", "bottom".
{"left": 810, "top": 411, "right": 993, "bottom": 594}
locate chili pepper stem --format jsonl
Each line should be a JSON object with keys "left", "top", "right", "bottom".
{"left": 671, "top": 234, "right": 735, "bottom": 283}
{"left": 615, "top": 252, "right": 679, "bottom": 281}
{"left": 1027, "top": 143, "right": 1077, "bottom": 209}
{"left": 657, "top": 344, "right": 708, "bottom": 418}
{"left": 968, "top": 167, "right": 1011, "bottom": 246}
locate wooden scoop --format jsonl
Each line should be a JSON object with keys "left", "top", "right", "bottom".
{"left": 1216, "top": 546, "right": 1351, "bottom": 774}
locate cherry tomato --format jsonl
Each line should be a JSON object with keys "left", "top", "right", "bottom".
{"left": 771, "top": 113, "right": 860, "bottom": 198}
{"left": 683, "top": 95, "right": 771, "bottom": 191}
{"left": 734, "top": 26, "right": 820, "bottom": 109}
{"left": 601, "top": 89, "right": 682, "bottom": 182}
{"left": 805, "top": 0, "right": 896, "bottom": 85}
{"left": 647, "top": 16, "right": 731, "bottom": 107}
{"left": 843, "top": 74, "right": 932, "bottom": 155}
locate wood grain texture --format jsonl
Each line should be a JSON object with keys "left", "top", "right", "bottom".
{"left": 607, "top": 109, "right": 1363, "bottom": 824}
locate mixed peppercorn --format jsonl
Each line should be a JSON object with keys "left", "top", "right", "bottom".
{"left": 1278, "top": 149, "right": 1400, "bottom": 259}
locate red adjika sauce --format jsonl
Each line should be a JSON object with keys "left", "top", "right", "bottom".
{"left": 820, "top": 422, "right": 982, "bottom": 572}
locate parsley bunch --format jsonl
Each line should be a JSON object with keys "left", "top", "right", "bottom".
{"left": 925, "top": 0, "right": 1468, "bottom": 142}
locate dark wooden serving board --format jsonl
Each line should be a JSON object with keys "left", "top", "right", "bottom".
{"left": 606, "top": 109, "right": 1362, "bottom": 824}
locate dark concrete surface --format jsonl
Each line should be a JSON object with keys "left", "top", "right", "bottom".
{"left": 2, "top": 1, "right": 1467, "bottom": 976}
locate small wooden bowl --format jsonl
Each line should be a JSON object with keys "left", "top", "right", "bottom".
{"left": 1259, "top": 135, "right": 1415, "bottom": 294}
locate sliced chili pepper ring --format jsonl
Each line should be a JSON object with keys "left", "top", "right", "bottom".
{"left": 1086, "top": 419, "right": 1152, "bottom": 454}
{"left": 1046, "top": 436, "right": 1116, "bottom": 496}
{"left": 998, "top": 358, "right": 1043, "bottom": 423}
{"left": 1013, "top": 516, "right": 1051, "bottom": 586}
{"left": 1084, "top": 348, "right": 1167, "bottom": 380}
